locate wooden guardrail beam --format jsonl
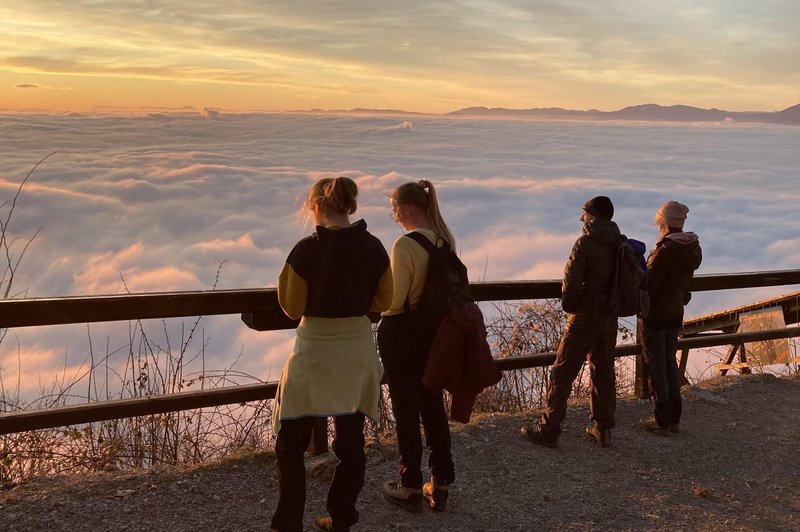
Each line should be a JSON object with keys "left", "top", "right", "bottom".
{"left": 0, "top": 289, "right": 298, "bottom": 329}
{"left": 2, "top": 269, "right": 799, "bottom": 330}
{"left": 0, "top": 382, "right": 278, "bottom": 435}
{"left": 2, "top": 326, "right": 797, "bottom": 435}
{"left": 689, "top": 269, "right": 800, "bottom": 292}
{"left": 494, "top": 326, "right": 800, "bottom": 371}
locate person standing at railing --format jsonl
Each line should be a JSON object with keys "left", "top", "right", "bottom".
{"left": 379, "top": 180, "right": 457, "bottom": 513}
{"left": 639, "top": 201, "right": 702, "bottom": 435}
{"left": 521, "top": 196, "right": 623, "bottom": 448}
{"left": 270, "top": 176, "right": 393, "bottom": 532}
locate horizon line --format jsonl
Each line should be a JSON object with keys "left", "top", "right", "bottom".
{"left": 2, "top": 101, "right": 798, "bottom": 117}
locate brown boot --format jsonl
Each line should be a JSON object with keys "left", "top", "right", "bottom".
{"left": 639, "top": 416, "right": 669, "bottom": 436}
{"left": 423, "top": 479, "right": 450, "bottom": 511}
{"left": 520, "top": 425, "right": 559, "bottom": 448}
{"left": 313, "top": 516, "right": 350, "bottom": 532}
{"left": 383, "top": 480, "right": 423, "bottom": 513}
{"left": 586, "top": 422, "right": 611, "bottom": 447}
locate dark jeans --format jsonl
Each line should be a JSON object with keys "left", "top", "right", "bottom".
{"left": 540, "top": 311, "right": 618, "bottom": 435}
{"left": 270, "top": 413, "right": 365, "bottom": 532}
{"left": 378, "top": 313, "right": 455, "bottom": 488}
{"left": 643, "top": 326, "right": 683, "bottom": 427}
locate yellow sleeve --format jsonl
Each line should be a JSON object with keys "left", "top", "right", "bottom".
{"left": 277, "top": 262, "right": 308, "bottom": 320}
{"left": 370, "top": 266, "right": 394, "bottom": 313}
{"left": 383, "top": 238, "right": 416, "bottom": 315}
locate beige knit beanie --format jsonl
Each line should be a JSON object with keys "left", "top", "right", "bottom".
{"left": 656, "top": 200, "right": 689, "bottom": 229}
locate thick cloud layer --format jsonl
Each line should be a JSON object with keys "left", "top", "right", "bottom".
{"left": 0, "top": 111, "right": 797, "bottom": 397}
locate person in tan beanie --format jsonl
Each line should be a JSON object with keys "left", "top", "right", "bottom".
{"left": 655, "top": 200, "right": 689, "bottom": 229}
{"left": 640, "top": 200, "right": 702, "bottom": 436}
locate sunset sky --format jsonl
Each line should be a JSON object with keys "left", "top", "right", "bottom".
{"left": 2, "top": 1, "right": 797, "bottom": 114}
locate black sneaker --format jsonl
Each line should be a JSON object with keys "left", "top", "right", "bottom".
{"left": 638, "top": 416, "right": 669, "bottom": 436}
{"left": 586, "top": 423, "right": 611, "bottom": 447}
{"left": 520, "top": 425, "right": 559, "bottom": 448}
{"left": 383, "top": 480, "right": 424, "bottom": 513}
{"left": 314, "top": 516, "right": 349, "bottom": 532}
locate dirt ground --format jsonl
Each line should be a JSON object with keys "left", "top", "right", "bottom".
{"left": 1, "top": 372, "right": 798, "bottom": 531}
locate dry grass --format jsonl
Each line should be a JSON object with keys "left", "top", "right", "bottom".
{"left": 0, "top": 309, "right": 275, "bottom": 486}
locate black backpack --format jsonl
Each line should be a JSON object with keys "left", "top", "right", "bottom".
{"left": 610, "top": 237, "right": 648, "bottom": 317}
{"left": 403, "top": 232, "right": 471, "bottom": 332}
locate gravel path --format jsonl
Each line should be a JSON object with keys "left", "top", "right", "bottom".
{"left": 1, "top": 373, "right": 798, "bottom": 531}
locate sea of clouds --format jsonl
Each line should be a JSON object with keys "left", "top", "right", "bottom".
{"left": 0, "top": 111, "right": 798, "bottom": 397}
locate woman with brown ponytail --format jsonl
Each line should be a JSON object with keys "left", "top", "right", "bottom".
{"left": 379, "top": 179, "right": 457, "bottom": 513}
{"left": 271, "top": 177, "right": 392, "bottom": 532}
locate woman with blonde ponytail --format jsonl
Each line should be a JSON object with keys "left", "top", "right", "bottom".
{"left": 272, "top": 176, "right": 393, "bottom": 532}
{"left": 379, "top": 179, "right": 457, "bottom": 513}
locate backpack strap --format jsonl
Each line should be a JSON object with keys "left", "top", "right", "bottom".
{"left": 405, "top": 230, "right": 439, "bottom": 252}
{"left": 402, "top": 231, "right": 439, "bottom": 312}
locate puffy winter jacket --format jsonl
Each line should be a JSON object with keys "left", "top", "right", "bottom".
{"left": 561, "top": 219, "right": 622, "bottom": 314}
{"left": 645, "top": 231, "right": 702, "bottom": 329}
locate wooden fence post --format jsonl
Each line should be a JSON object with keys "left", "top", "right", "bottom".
{"left": 678, "top": 347, "right": 690, "bottom": 386}
{"left": 634, "top": 318, "right": 650, "bottom": 400}
{"left": 308, "top": 417, "right": 329, "bottom": 455}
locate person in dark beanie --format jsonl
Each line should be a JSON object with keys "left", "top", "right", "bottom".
{"left": 521, "top": 195, "right": 623, "bottom": 448}
{"left": 639, "top": 201, "right": 702, "bottom": 435}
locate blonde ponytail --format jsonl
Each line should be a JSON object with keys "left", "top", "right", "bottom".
{"left": 393, "top": 179, "right": 456, "bottom": 249}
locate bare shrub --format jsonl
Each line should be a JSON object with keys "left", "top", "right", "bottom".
{"left": 478, "top": 300, "right": 566, "bottom": 414}
{"left": 1, "top": 316, "right": 276, "bottom": 486}
{"left": 477, "top": 300, "right": 641, "bottom": 414}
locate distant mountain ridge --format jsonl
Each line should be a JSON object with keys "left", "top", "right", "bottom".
{"left": 447, "top": 103, "right": 800, "bottom": 126}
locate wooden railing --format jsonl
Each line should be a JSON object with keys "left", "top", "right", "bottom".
{"left": 1, "top": 269, "right": 799, "bottom": 436}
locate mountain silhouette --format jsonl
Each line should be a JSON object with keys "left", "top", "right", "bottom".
{"left": 447, "top": 103, "right": 800, "bottom": 126}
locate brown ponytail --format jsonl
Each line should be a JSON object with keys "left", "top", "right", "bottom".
{"left": 306, "top": 176, "right": 358, "bottom": 217}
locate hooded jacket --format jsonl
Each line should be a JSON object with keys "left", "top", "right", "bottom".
{"left": 561, "top": 219, "right": 622, "bottom": 314}
{"left": 645, "top": 231, "right": 702, "bottom": 329}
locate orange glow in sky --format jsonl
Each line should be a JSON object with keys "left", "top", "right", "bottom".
{"left": 1, "top": 2, "right": 797, "bottom": 114}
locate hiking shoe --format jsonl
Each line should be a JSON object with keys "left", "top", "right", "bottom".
{"left": 383, "top": 480, "right": 423, "bottom": 513}
{"left": 520, "top": 425, "right": 559, "bottom": 448}
{"left": 668, "top": 423, "right": 680, "bottom": 433}
{"left": 423, "top": 479, "right": 450, "bottom": 511}
{"left": 638, "top": 417, "right": 669, "bottom": 436}
{"left": 314, "top": 516, "right": 349, "bottom": 532}
{"left": 586, "top": 423, "right": 612, "bottom": 447}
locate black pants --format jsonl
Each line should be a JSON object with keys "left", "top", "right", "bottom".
{"left": 270, "top": 413, "right": 365, "bottom": 532}
{"left": 378, "top": 313, "right": 455, "bottom": 489}
{"left": 642, "top": 325, "right": 683, "bottom": 427}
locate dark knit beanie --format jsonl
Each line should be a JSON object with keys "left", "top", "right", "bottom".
{"left": 583, "top": 196, "right": 614, "bottom": 220}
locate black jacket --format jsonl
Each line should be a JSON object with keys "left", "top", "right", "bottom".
{"left": 561, "top": 219, "right": 622, "bottom": 314}
{"left": 645, "top": 231, "right": 702, "bottom": 329}
{"left": 285, "top": 219, "right": 389, "bottom": 317}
